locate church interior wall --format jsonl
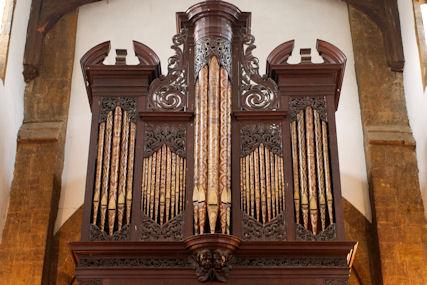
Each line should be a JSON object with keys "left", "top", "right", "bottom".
{"left": 398, "top": 0, "right": 427, "bottom": 217}
{"left": 0, "top": 0, "right": 31, "bottom": 242}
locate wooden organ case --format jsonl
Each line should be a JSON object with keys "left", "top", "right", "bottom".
{"left": 71, "top": 1, "right": 357, "bottom": 284}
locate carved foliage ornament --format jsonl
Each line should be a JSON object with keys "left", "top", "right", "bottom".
{"left": 241, "top": 124, "right": 282, "bottom": 157}
{"left": 325, "top": 280, "right": 348, "bottom": 285}
{"left": 139, "top": 213, "right": 183, "bottom": 241}
{"left": 148, "top": 29, "right": 188, "bottom": 111}
{"left": 296, "top": 223, "right": 337, "bottom": 241}
{"left": 144, "top": 125, "right": 186, "bottom": 157}
{"left": 195, "top": 37, "right": 232, "bottom": 78}
{"left": 289, "top": 97, "right": 327, "bottom": 122}
{"left": 243, "top": 213, "right": 286, "bottom": 241}
{"left": 89, "top": 224, "right": 129, "bottom": 241}
{"left": 193, "top": 249, "right": 233, "bottom": 283}
{"left": 230, "top": 255, "right": 347, "bottom": 268}
{"left": 100, "top": 97, "right": 137, "bottom": 122}
{"left": 79, "top": 256, "right": 192, "bottom": 268}
{"left": 240, "top": 30, "right": 279, "bottom": 110}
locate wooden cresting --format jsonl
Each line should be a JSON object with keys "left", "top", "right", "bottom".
{"left": 73, "top": 1, "right": 356, "bottom": 284}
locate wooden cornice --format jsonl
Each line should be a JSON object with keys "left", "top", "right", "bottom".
{"left": 22, "top": 0, "right": 405, "bottom": 82}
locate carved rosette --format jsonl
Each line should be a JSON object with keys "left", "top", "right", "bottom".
{"left": 148, "top": 29, "right": 188, "bottom": 111}
{"left": 195, "top": 37, "right": 232, "bottom": 78}
{"left": 240, "top": 30, "right": 279, "bottom": 110}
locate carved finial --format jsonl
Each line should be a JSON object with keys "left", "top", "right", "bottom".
{"left": 300, "top": 48, "right": 312, "bottom": 63}
{"left": 115, "top": 49, "right": 127, "bottom": 65}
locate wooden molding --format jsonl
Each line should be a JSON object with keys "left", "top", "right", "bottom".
{"left": 22, "top": 0, "right": 405, "bottom": 82}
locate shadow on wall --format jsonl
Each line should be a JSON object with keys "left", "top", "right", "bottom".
{"left": 340, "top": 173, "right": 371, "bottom": 222}
{"left": 343, "top": 199, "right": 381, "bottom": 285}
{"left": 49, "top": 207, "right": 82, "bottom": 285}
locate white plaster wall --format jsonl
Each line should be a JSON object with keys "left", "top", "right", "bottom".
{"left": 398, "top": 0, "right": 427, "bottom": 217}
{"left": 0, "top": 0, "right": 32, "bottom": 241}
{"left": 56, "top": 0, "right": 371, "bottom": 231}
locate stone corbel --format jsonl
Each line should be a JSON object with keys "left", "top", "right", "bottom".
{"left": 23, "top": 0, "right": 102, "bottom": 82}
{"left": 22, "top": 0, "right": 405, "bottom": 83}
{"left": 342, "top": 0, "right": 405, "bottom": 72}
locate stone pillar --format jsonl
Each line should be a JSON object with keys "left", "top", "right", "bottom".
{"left": 0, "top": 12, "right": 78, "bottom": 285}
{"left": 349, "top": 7, "right": 427, "bottom": 285}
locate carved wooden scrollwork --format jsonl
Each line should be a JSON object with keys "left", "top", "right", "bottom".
{"left": 139, "top": 213, "right": 183, "bottom": 241}
{"left": 230, "top": 255, "right": 347, "bottom": 267}
{"left": 289, "top": 97, "right": 327, "bottom": 122}
{"left": 78, "top": 279, "right": 102, "bottom": 285}
{"left": 148, "top": 29, "right": 188, "bottom": 111}
{"left": 79, "top": 256, "right": 192, "bottom": 268}
{"left": 240, "top": 30, "right": 279, "bottom": 110}
{"left": 89, "top": 224, "right": 129, "bottom": 241}
{"left": 100, "top": 97, "right": 137, "bottom": 122}
{"left": 240, "top": 124, "right": 282, "bottom": 157}
{"left": 242, "top": 213, "right": 286, "bottom": 241}
{"left": 193, "top": 249, "right": 233, "bottom": 283}
{"left": 325, "top": 279, "right": 348, "bottom": 285}
{"left": 143, "top": 125, "right": 186, "bottom": 157}
{"left": 195, "top": 37, "right": 232, "bottom": 78}
{"left": 296, "top": 224, "right": 337, "bottom": 241}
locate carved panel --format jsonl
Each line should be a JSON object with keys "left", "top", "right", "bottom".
{"left": 78, "top": 279, "right": 102, "bottom": 285}
{"left": 79, "top": 255, "right": 193, "bottom": 268}
{"left": 240, "top": 124, "right": 282, "bottom": 157}
{"left": 194, "top": 37, "right": 232, "bottom": 78}
{"left": 144, "top": 125, "right": 186, "bottom": 157}
{"left": 240, "top": 31, "right": 279, "bottom": 110}
{"left": 193, "top": 249, "right": 233, "bottom": 282}
{"left": 296, "top": 224, "right": 337, "bottom": 241}
{"left": 148, "top": 29, "right": 188, "bottom": 111}
{"left": 325, "top": 280, "right": 348, "bottom": 285}
{"left": 89, "top": 224, "right": 129, "bottom": 241}
{"left": 242, "top": 213, "right": 286, "bottom": 241}
{"left": 100, "top": 97, "right": 137, "bottom": 122}
{"left": 139, "top": 213, "right": 183, "bottom": 241}
{"left": 230, "top": 255, "right": 347, "bottom": 267}
{"left": 289, "top": 97, "right": 327, "bottom": 122}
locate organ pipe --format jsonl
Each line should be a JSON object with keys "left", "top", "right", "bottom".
{"left": 100, "top": 112, "right": 113, "bottom": 232}
{"left": 91, "top": 106, "right": 136, "bottom": 236}
{"left": 92, "top": 122, "right": 105, "bottom": 225}
{"left": 291, "top": 105, "right": 335, "bottom": 236}
{"left": 193, "top": 57, "right": 232, "bottom": 234}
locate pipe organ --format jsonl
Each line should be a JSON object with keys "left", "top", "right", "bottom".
{"left": 72, "top": 1, "right": 357, "bottom": 284}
